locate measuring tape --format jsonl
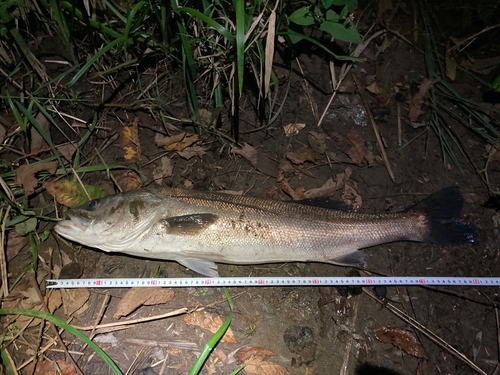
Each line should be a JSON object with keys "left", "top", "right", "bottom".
{"left": 46, "top": 276, "right": 500, "bottom": 288}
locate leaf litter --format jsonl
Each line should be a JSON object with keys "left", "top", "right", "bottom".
{"left": 182, "top": 310, "right": 237, "bottom": 343}
{"left": 232, "top": 346, "right": 289, "bottom": 375}
{"left": 15, "top": 161, "right": 58, "bottom": 195}
{"left": 113, "top": 287, "right": 175, "bottom": 319}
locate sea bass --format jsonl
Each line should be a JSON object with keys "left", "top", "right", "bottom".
{"left": 54, "top": 186, "right": 477, "bottom": 277}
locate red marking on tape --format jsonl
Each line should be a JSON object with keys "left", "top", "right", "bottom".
{"left": 473, "top": 279, "right": 480, "bottom": 284}
{"left": 312, "top": 279, "right": 319, "bottom": 284}
{"left": 150, "top": 280, "right": 157, "bottom": 285}
{"left": 96, "top": 280, "right": 102, "bottom": 286}
{"left": 366, "top": 279, "right": 373, "bottom": 284}
{"left": 205, "top": 279, "right": 212, "bottom": 285}
{"left": 418, "top": 279, "right": 425, "bottom": 284}
{"left": 258, "top": 279, "right": 264, "bottom": 284}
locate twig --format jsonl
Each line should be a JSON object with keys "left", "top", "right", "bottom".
{"left": 397, "top": 102, "right": 402, "bottom": 146}
{"left": 317, "top": 30, "right": 386, "bottom": 128}
{"left": 81, "top": 293, "right": 111, "bottom": 352}
{"left": 1, "top": 206, "right": 12, "bottom": 297}
{"left": 295, "top": 57, "right": 319, "bottom": 123}
{"left": 339, "top": 294, "right": 361, "bottom": 375}
{"left": 447, "top": 24, "right": 500, "bottom": 54}
{"left": 71, "top": 308, "right": 188, "bottom": 331}
{"left": 352, "top": 74, "right": 396, "bottom": 182}
{"left": 364, "top": 289, "right": 488, "bottom": 375}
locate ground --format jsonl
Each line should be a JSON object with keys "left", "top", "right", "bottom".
{"left": 2, "top": 1, "right": 500, "bottom": 375}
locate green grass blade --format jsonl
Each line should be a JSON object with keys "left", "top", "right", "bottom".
{"left": 0, "top": 308, "right": 122, "bottom": 375}
{"left": 188, "top": 288, "right": 234, "bottom": 375}
{"left": 279, "top": 30, "right": 363, "bottom": 62}
{"left": 123, "top": 1, "right": 146, "bottom": 54}
{"left": 233, "top": 0, "right": 245, "bottom": 95}
{"left": 174, "top": 7, "right": 235, "bottom": 43}
{"left": 14, "top": 100, "right": 66, "bottom": 172}
{"left": 68, "top": 36, "right": 126, "bottom": 87}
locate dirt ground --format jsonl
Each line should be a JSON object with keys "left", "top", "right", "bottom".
{"left": 4, "top": 1, "right": 500, "bottom": 375}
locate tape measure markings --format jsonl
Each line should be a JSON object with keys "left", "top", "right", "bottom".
{"left": 46, "top": 276, "right": 500, "bottom": 289}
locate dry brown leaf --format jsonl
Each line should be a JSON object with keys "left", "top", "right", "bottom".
{"left": 6, "top": 231, "right": 28, "bottom": 261}
{"left": 281, "top": 180, "right": 305, "bottom": 201}
{"left": 115, "top": 170, "right": 142, "bottom": 191}
{"left": 408, "top": 78, "right": 435, "bottom": 122}
{"left": 56, "top": 143, "right": 77, "bottom": 162}
{"left": 182, "top": 310, "right": 236, "bottom": 343}
{"left": 120, "top": 117, "right": 142, "bottom": 161}
{"left": 153, "top": 156, "right": 174, "bottom": 185}
{"left": 0, "top": 123, "right": 5, "bottom": 144}
{"left": 15, "top": 161, "right": 58, "bottom": 195}
{"left": 366, "top": 81, "right": 383, "bottom": 95}
{"left": 231, "top": 142, "right": 258, "bottom": 167}
{"left": 113, "top": 288, "right": 175, "bottom": 319}
{"left": 199, "top": 108, "right": 213, "bottom": 124}
{"left": 234, "top": 346, "right": 288, "bottom": 375}
{"left": 62, "top": 288, "right": 90, "bottom": 316}
{"left": 156, "top": 132, "right": 199, "bottom": 152}
{"left": 375, "top": 326, "right": 428, "bottom": 359}
{"left": 47, "top": 289, "right": 63, "bottom": 313}
{"left": 2, "top": 279, "right": 43, "bottom": 327}
{"left": 155, "top": 132, "right": 185, "bottom": 147}
{"left": 286, "top": 147, "right": 321, "bottom": 165}
{"left": 485, "top": 144, "right": 500, "bottom": 162}
{"left": 31, "top": 112, "right": 50, "bottom": 154}
{"left": 342, "top": 183, "right": 362, "bottom": 210}
{"left": 346, "top": 129, "right": 374, "bottom": 165}
{"left": 25, "top": 359, "right": 78, "bottom": 375}
{"left": 283, "top": 123, "right": 306, "bottom": 137}
{"left": 307, "top": 131, "right": 326, "bottom": 154}
{"left": 177, "top": 145, "right": 206, "bottom": 160}
{"left": 304, "top": 168, "right": 351, "bottom": 199}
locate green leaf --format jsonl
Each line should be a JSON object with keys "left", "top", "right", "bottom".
{"left": 333, "top": 0, "right": 358, "bottom": 12}
{"left": 40, "top": 230, "right": 50, "bottom": 241}
{"left": 288, "top": 7, "right": 315, "bottom": 26}
{"left": 320, "top": 19, "right": 362, "bottom": 44}
{"left": 493, "top": 74, "right": 500, "bottom": 92}
{"left": 325, "top": 9, "right": 340, "bottom": 22}
{"left": 15, "top": 217, "right": 37, "bottom": 236}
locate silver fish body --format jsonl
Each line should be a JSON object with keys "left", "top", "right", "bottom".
{"left": 54, "top": 186, "right": 477, "bottom": 277}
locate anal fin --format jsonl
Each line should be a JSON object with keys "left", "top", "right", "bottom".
{"left": 177, "top": 258, "right": 219, "bottom": 277}
{"left": 327, "top": 250, "right": 365, "bottom": 267}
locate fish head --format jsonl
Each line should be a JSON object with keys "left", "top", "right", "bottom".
{"left": 55, "top": 190, "right": 163, "bottom": 251}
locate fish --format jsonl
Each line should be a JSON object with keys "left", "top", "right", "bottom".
{"left": 54, "top": 186, "right": 478, "bottom": 277}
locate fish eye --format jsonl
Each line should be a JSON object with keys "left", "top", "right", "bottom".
{"left": 86, "top": 200, "right": 97, "bottom": 211}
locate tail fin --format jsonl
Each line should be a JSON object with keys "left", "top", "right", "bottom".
{"left": 408, "top": 186, "right": 478, "bottom": 245}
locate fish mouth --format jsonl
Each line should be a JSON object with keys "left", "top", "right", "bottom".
{"left": 54, "top": 213, "right": 93, "bottom": 238}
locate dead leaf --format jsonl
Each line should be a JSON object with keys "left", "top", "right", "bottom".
{"left": 31, "top": 112, "right": 50, "bottom": 154}
{"left": 231, "top": 143, "right": 258, "bottom": 167}
{"left": 366, "top": 81, "right": 383, "bottom": 95}
{"left": 408, "top": 78, "right": 435, "bottom": 122}
{"left": 0, "top": 123, "right": 5, "bottom": 144}
{"left": 115, "top": 170, "right": 142, "bottom": 191}
{"left": 234, "top": 346, "right": 289, "bottom": 375}
{"left": 284, "top": 123, "right": 306, "bottom": 137}
{"left": 155, "top": 132, "right": 199, "bottom": 152}
{"left": 44, "top": 179, "right": 105, "bottom": 207}
{"left": 307, "top": 131, "right": 326, "bottom": 154}
{"left": 375, "top": 326, "right": 428, "bottom": 359}
{"left": 182, "top": 310, "right": 236, "bottom": 343}
{"left": 304, "top": 169, "right": 352, "bottom": 199}
{"left": 47, "top": 290, "right": 63, "bottom": 313}
{"left": 113, "top": 288, "right": 175, "bottom": 319}
{"left": 62, "top": 288, "right": 90, "bottom": 316}
{"left": 485, "top": 144, "right": 500, "bottom": 162}
{"left": 346, "top": 129, "right": 374, "bottom": 165}
{"left": 15, "top": 161, "right": 58, "bottom": 195}
{"left": 286, "top": 147, "right": 321, "bottom": 165}
{"left": 6, "top": 231, "right": 29, "bottom": 261}
{"left": 120, "top": 117, "right": 141, "bottom": 161}
{"left": 56, "top": 143, "right": 77, "bottom": 162}
{"left": 281, "top": 180, "right": 305, "bottom": 201}
{"left": 199, "top": 108, "right": 213, "bottom": 124}
{"left": 25, "top": 359, "right": 78, "bottom": 375}
{"left": 153, "top": 156, "right": 174, "bottom": 184}
{"left": 342, "top": 183, "right": 362, "bottom": 210}
{"left": 177, "top": 145, "right": 206, "bottom": 160}
{"left": 2, "top": 279, "right": 43, "bottom": 328}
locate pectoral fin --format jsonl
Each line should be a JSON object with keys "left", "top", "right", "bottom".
{"left": 177, "top": 258, "right": 219, "bottom": 277}
{"left": 164, "top": 214, "right": 218, "bottom": 235}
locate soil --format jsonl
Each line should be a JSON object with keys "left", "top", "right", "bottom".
{"left": 3, "top": 2, "right": 500, "bottom": 375}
